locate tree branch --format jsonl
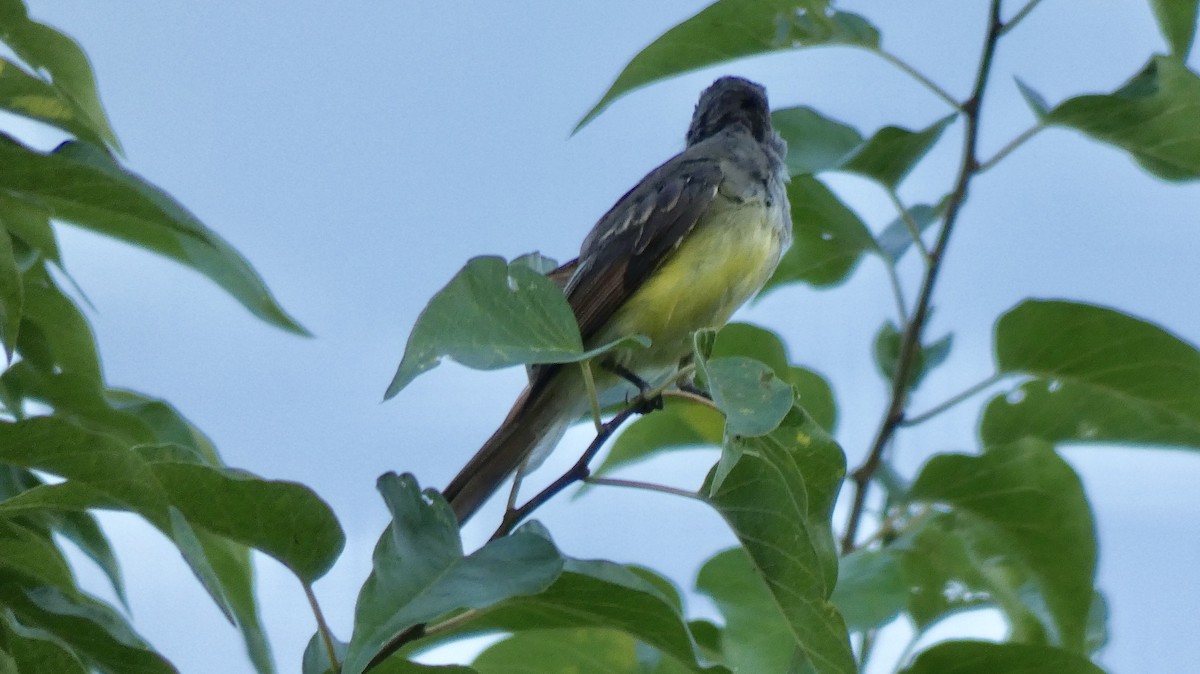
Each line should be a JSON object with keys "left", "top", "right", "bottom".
{"left": 840, "top": 0, "right": 1005, "bottom": 553}
{"left": 490, "top": 399, "right": 644, "bottom": 540}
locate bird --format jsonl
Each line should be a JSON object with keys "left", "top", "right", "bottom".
{"left": 443, "top": 76, "right": 792, "bottom": 524}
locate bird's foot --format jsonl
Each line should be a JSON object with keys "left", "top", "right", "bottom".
{"left": 603, "top": 362, "right": 663, "bottom": 414}
{"left": 678, "top": 380, "right": 712, "bottom": 400}
{"left": 630, "top": 391, "right": 665, "bottom": 415}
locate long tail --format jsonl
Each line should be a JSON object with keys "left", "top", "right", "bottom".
{"left": 443, "top": 375, "right": 576, "bottom": 524}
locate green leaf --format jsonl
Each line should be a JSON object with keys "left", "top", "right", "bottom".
{"left": 385, "top": 256, "right": 646, "bottom": 398}
{"left": 0, "top": 417, "right": 170, "bottom": 519}
{"left": 771, "top": 107, "right": 864, "bottom": 176}
{"left": 900, "top": 640, "right": 1106, "bottom": 674}
{"left": 106, "top": 388, "right": 220, "bottom": 462}
{"left": 1086, "top": 592, "right": 1109, "bottom": 655}
{"left": 0, "top": 0, "right": 121, "bottom": 150}
{"left": 893, "top": 513, "right": 992, "bottom": 628}
{"left": 0, "top": 195, "right": 58, "bottom": 264}
{"left": 301, "top": 632, "right": 348, "bottom": 674}
{"left": 1015, "top": 78, "right": 1051, "bottom": 119}
{"left": 577, "top": 2, "right": 880, "bottom": 131}
{"left": 708, "top": 322, "right": 837, "bottom": 430}
{"left": 687, "top": 620, "right": 722, "bottom": 663}
{"left": 1046, "top": 56, "right": 1200, "bottom": 180}
{"left": 839, "top": 115, "right": 956, "bottom": 188}
{"left": 0, "top": 57, "right": 104, "bottom": 146}
{"left": 2, "top": 365, "right": 171, "bottom": 451}
{"left": 876, "top": 201, "right": 944, "bottom": 262}
{"left": 0, "top": 467, "right": 126, "bottom": 607}
{"left": 786, "top": 368, "right": 837, "bottom": 433}
{"left": 872, "top": 321, "right": 952, "bottom": 392}
{"left": 1149, "top": 0, "right": 1199, "bottom": 58}
{"left": 379, "top": 664, "right": 477, "bottom": 674}
{"left": 704, "top": 407, "right": 853, "bottom": 674}
{"left": 762, "top": 176, "right": 878, "bottom": 292}
{"left": 893, "top": 511, "right": 1048, "bottom": 642}
{"left": 167, "top": 505, "right": 240, "bottom": 624}
{"left": 196, "top": 530, "right": 276, "bottom": 674}
{"left": 777, "top": 6, "right": 879, "bottom": 49}
{"left": 473, "top": 628, "right": 642, "bottom": 674}
{"left": 343, "top": 473, "right": 563, "bottom": 674}
{"left": 0, "top": 521, "right": 75, "bottom": 595}
{"left": 626, "top": 564, "right": 684, "bottom": 611}
{"left": 711, "top": 322, "right": 790, "bottom": 374}
{"left": 0, "top": 424, "right": 268, "bottom": 629}
{"left": 0, "top": 219, "right": 23, "bottom": 358}
{"left": 696, "top": 548, "right": 802, "bottom": 674}
{"left": 0, "top": 135, "right": 307, "bottom": 333}
{"left": 41, "top": 509, "right": 125, "bottom": 607}
{"left": 1, "top": 613, "right": 88, "bottom": 674}
{"left": 510, "top": 251, "right": 561, "bottom": 275}
{"left": 0, "top": 582, "right": 174, "bottom": 674}
{"left": 59, "top": 437, "right": 284, "bottom": 670}
{"left": 148, "top": 461, "right": 345, "bottom": 583}
{"left": 421, "top": 558, "right": 718, "bottom": 673}
{"left": 701, "top": 356, "right": 793, "bottom": 437}
{"left": 18, "top": 270, "right": 101, "bottom": 385}
{"left": 830, "top": 548, "right": 906, "bottom": 632}
{"left": 908, "top": 440, "right": 1097, "bottom": 652}
{"left": 984, "top": 299, "right": 1200, "bottom": 451}
{"left": 306, "top": 631, "right": 474, "bottom": 674}
{"left": 0, "top": 417, "right": 322, "bottom": 649}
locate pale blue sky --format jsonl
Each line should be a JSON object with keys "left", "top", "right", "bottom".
{"left": 21, "top": 1, "right": 1200, "bottom": 672}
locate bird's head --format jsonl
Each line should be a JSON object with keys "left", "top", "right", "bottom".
{"left": 685, "top": 76, "right": 772, "bottom": 147}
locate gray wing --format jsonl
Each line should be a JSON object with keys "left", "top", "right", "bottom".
{"left": 564, "top": 155, "right": 725, "bottom": 346}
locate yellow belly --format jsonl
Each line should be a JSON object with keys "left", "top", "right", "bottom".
{"left": 593, "top": 205, "right": 786, "bottom": 371}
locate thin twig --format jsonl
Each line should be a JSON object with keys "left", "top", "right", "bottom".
{"left": 662, "top": 388, "right": 718, "bottom": 408}
{"left": 490, "top": 403, "right": 643, "bottom": 540}
{"left": 977, "top": 123, "right": 1044, "bottom": 173}
{"left": 887, "top": 189, "right": 932, "bottom": 262}
{"left": 304, "top": 582, "right": 339, "bottom": 673}
{"left": 489, "top": 366, "right": 699, "bottom": 539}
{"left": 841, "top": 0, "right": 1005, "bottom": 554}
{"left": 883, "top": 261, "right": 909, "bottom": 324}
{"left": 901, "top": 373, "right": 1004, "bottom": 426}
{"left": 1001, "top": 0, "right": 1046, "bottom": 35}
{"left": 583, "top": 475, "right": 703, "bottom": 500}
{"left": 875, "top": 49, "right": 961, "bottom": 110}
{"left": 505, "top": 456, "right": 529, "bottom": 511}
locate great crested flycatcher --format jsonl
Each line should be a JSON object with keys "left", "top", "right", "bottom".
{"left": 444, "top": 76, "right": 792, "bottom": 524}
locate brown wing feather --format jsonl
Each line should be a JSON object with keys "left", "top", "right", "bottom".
{"left": 565, "top": 157, "right": 724, "bottom": 345}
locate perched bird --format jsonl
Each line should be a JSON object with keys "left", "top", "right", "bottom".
{"left": 444, "top": 76, "right": 792, "bottom": 524}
